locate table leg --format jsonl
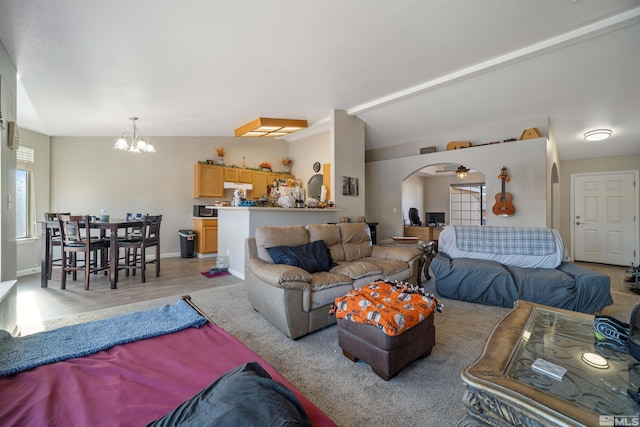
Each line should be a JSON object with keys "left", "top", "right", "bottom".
{"left": 41, "top": 225, "right": 51, "bottom": 288}
{"left": 109, "top": 228, "right": 118, "bottom": 289}
{"left": 423, "top": 242, "right": 436, "bottom": 281}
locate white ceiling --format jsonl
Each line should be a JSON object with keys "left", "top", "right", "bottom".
{"left": 1, "top": 0, "right": 639, "bottom": 161}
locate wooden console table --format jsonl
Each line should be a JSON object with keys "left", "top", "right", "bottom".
{"left": 403, "top": 226, "right": 443, "bottom": 248}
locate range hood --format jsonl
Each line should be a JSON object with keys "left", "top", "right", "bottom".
{"left": 223, "top": 182, "right": 253, "bottom": 191}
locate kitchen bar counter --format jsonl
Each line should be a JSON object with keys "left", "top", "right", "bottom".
{"left": 216, "top": 207, "right": 340, "bottom": 279}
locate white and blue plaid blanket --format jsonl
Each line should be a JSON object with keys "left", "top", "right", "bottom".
{"left": 454, "top": 225, "right": 556, "bottom": 256}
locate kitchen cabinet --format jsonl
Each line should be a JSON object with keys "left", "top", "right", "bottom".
{"left": 251, "top": 171, "right": 269, "bottom": 199}
{"left": 238, "top": 169, "right": 253, "bottom": 183}
{"left": 268, "top": 172, "right": 292, "bottom": 185}
{"left": 223, "top": 167, "right": 252, "bottom": 183}
{"left": 193, "top": 218, "right": 218, "bottom": 254}
{"left": 223, "top": 168, "right": 239, "bottom": 183}
{"left": 194, "top": 164, "right": 224, "bottom": 198}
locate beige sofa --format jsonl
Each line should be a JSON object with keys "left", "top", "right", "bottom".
{"left": 245, "top": 223, "right": 421, "bottom": 339}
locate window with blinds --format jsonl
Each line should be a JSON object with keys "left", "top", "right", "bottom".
{"left": 16, "top": 146, "right": 35, "bottom": 239}
{"left": 450, "top": 183, "right": 486, "bottom": 226}
{"left": 17, "top": 145, "right": 35, "bottom": 170}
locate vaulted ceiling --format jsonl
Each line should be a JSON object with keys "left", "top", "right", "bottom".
{"left": 0, "top": 0, "right": 638, "bottom": 161}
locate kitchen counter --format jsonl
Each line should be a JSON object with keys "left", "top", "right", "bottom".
{"left": 217, "top": 206, "right": 340, "bottom": 279}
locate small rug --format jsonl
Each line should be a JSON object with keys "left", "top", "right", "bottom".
{"left": 201, "top": 271, "right": 231, "bottom": 278}
{"left": 0, "top": 299, "right": 206, "bottom": 377}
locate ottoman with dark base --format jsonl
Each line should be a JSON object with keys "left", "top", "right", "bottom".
{"left": 337, "top": 313, "right": 436, "bottom": 380}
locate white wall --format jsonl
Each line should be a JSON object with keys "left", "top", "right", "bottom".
{"left": 366, "top": 138, "right": 548, "bottom": 241}
{"left": 288, "top": 130, "right": 330, "bottom": 198}
{"left": 401, "top": 174, "right": 424, "bottom": 224}
{"left": 49, "top": 136, "right": 290, "bottom": 255}
{"left": 332, "top": 110, "right": 365, "bottom": 219}
{"left": 0, "top": 40, "right": 17, "bottom": 281}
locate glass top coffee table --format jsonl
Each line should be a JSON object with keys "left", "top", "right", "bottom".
{"left": 460, "top": 300, "right": 640, "bottom": 426}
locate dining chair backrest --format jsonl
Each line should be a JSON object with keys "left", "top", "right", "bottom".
{"left": 142, "top": 215, "right": 162, "bottom": 243}
{"left": 125, "top": 212, "right": 146, "bottom": 239}
{"left": 44, "top": 212, "right": 70, "bottom": 238}
{"left": 58, "top": 214, "right": 90, "bottom": 243}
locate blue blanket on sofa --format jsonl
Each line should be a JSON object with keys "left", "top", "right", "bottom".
{"left": 0, "top": 299, "right": 206, "bottom": 376}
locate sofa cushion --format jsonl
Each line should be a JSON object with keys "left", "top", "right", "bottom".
{"left": 267, "top": 240, "right": 336, "bottom": 274}
{"left": 509, "top": 266, "right": 576, "bottom": 311}
{"left": 362, "top": 257, "right": 408, "bottom": 276}
{"left": 255, "top": 226, "right": 310, "bottom": 263}
{"left": 304, "top": 274, "right": 353, "bottom": 311}
{"left": 307, "top": 224, "right": 346, "bottom": 262}
{"left": 331, "top": 261, "right": 383, "bottom": 280}
{"left": 338, "top": 223, "right": 372, "bottom": 261}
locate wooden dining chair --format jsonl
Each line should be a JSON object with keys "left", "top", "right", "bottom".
{"left": 43, "top": 212, "right": 70, "bottom": 280}
{"left": 119, "top": 212, "right": 145, "bottom": 276}
{"left": 117, "top": 214, "right": 162, "bottom": 283}
{"left": 58, "top": 214, "right": 110, "bottom": 290}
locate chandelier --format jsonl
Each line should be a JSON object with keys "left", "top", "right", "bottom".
{"left": 114, "top": 117, "right": 156, "bottom": 153}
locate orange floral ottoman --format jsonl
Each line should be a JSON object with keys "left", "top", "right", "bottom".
{"left": 333, "top": 280, "right": 442, "bottom": 380}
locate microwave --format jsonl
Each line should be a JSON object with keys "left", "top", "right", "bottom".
{"left": 193, "top": 205, "right": 218, "bottom": 217}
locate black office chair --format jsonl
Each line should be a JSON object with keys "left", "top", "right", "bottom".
{"left": 409, "top": 208, "right": 421, "bottom": 225}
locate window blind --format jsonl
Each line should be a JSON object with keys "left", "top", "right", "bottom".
{"left": 16, "top": 145, "right": 34, "bottom": 171}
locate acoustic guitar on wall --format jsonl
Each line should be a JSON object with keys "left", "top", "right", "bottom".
{"left": 492, "top": 166, "right": 515, "bottom": 217}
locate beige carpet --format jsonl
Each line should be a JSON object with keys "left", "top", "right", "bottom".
{"left": 25, "top": 272, "right": 638, "bottom": 427}
{"left": 30, "top": 281, "right": 511, "bottom": 426}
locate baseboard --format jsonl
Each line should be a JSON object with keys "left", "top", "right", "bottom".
{"left": 18, "top": 267, "right": 41, "bottom": 277}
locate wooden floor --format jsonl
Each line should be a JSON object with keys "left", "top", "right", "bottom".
{"left": 16, "top": 256, "right": 634, "bottom": 325}
{"left": 16, "top": 256, "right": 240, "bottom": 323}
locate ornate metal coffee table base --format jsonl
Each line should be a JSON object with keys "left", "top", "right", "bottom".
{"left": 457, "top": 387, "right": 552, "bottom": 427}
{"left": 457, "top": 301, "right": 637, "bottom": 427}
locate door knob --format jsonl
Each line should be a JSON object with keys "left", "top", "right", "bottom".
{"left": 575, "top": 222, "right": 583, "bottom": 226}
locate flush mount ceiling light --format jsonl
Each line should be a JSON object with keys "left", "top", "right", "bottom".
{"left": 234, "top": 117, "right": 308, "bottom": 137}
{"left": 114, "top": 117, "right": 156, "bottom": 153}
{"left": 583, "top": 129, "right": 612, "bottom": 142}
{"left": 456, "top": 165, "right": 469, "bottom": 179}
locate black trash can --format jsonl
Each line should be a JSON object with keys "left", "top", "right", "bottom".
{"left": 179, "top": 230, "right": 196, "bottom": 258}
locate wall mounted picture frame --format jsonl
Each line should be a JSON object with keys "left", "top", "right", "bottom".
{"left": 342, "top": 176, "right": 359, "bottom": 196}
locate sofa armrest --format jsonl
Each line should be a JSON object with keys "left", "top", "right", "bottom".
{"left": 371, "top": 245, "right": 421, "bottom": 262}
{"left": 246, "top": 258, "right": 313, "bottom": 289}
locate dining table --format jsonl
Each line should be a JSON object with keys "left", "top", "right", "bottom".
{"left": 40, "top": 217, "right": 143, "bottom": 289}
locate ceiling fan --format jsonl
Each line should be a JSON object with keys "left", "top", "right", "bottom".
{"left": 435, "top": 164, "right": 469, "bottom": 178}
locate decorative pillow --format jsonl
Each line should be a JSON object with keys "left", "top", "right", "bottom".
{"left": 266, "top": 240, "right": 336, "bottom": 273}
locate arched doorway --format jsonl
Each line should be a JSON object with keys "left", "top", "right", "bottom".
{"left": 401, "top": 163, "right": 486, "bottom": 226}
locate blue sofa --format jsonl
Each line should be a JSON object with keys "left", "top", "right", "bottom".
{"left": 431, "top": 226, "right": 613, "bottom": 313}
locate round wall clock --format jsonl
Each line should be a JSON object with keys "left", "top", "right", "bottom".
{"left": 313, "top": 162, "right": 321, "bottom": 173}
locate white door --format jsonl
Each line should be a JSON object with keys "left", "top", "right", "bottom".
{"left": 573, "top": 171, "right": 638, "bottom": 266}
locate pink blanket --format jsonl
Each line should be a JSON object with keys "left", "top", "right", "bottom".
{"left": 0, "top": 323, "right": 335, "bottom": 427}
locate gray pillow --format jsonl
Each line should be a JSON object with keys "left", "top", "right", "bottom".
{"left": 148, "top": 362, "right": 312, "bottom": 427}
